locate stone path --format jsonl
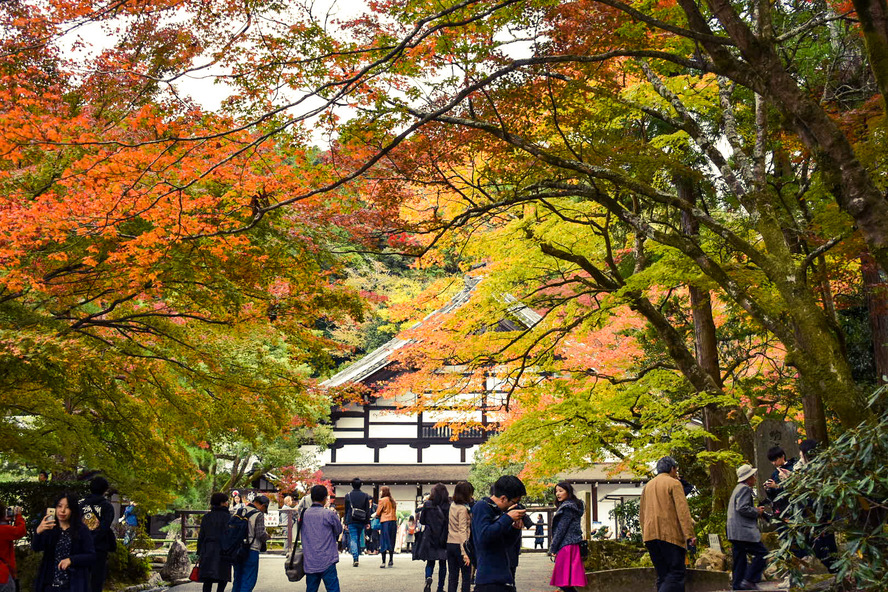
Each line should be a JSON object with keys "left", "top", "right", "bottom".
{"left": 174, "top": 551, "right": 557, "bottom": 592}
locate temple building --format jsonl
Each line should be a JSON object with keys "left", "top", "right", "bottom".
{"left": 311, "top": 274, "right": 645, "bottom": 538}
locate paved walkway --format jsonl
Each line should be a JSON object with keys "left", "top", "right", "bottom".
{"left": 176, "top": 551, "right": 556, "bottom": 592}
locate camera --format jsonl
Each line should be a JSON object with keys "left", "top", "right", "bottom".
{"left": 512, "top": 503, "right": 534, "bottom": 529}
{"left": 4, "top": 507, "right": 14, "bottom": 518}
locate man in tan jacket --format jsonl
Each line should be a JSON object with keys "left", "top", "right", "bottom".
{"left": 639, "top": 457, "right": 696, "bottom": 592}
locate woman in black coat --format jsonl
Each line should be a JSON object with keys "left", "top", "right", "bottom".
{"left": 197, "top": 493, "right": 233, "bottom": 592}
{"left": 416, "top": 483, "right": 450, "bottom": 592}
{"left": 32, "top": 493, "right": 96, "bottom": 592}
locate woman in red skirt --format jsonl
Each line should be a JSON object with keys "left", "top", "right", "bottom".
{"left": 548, "top": 482, "right": 587, "bottom": 592}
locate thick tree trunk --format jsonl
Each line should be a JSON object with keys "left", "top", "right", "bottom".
{"left": 862, "top": 252, "right": 888, "bottom": 384}
{"left": 853, "top": 0, "right": 888, "bottom": 105}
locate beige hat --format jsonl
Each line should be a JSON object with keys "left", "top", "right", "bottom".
{"left": 736, "top": 464, "right": 757, "bottom": 482}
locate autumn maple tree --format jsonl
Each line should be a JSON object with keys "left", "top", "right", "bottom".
{"left": 0, "top": 0, "right": 394, "bottom": 503}
{"left": 3, "top": 0, "right": 888, "bottom": 512}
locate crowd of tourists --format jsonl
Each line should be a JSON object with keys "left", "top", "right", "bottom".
{"left": 0, "top": 443, "right": 841, "bottom": 592}
{"left": 640, "top": 439, "right": 839, "bottom": 592}
{"left": 256, "top": 475, "right": 585, "bottom": 592}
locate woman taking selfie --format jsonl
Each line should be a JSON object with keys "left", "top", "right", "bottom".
{"left": 33, "top": 493, "right": 96, "bottom": 592}
{"left": 548, "top": 482, "right": 586, "bottom": 592}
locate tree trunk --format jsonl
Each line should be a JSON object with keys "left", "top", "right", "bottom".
{"left": 679, "top": 178, "right": 740, "bottom": 512}
{"left": 853, "top": 0, "right": 888, "bottom": 106}
{"left": 862, "top": 252, "right": 888, "bottom": 384}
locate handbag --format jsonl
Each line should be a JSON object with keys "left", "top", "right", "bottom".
{"left": 284, "top": 508, "right": 307, "bottom": 582}
{"left": 188, "top": 562, "right": 200, "bottom": 582}
{"left": 348, "top": 492, "right": 367, "bottom": 522}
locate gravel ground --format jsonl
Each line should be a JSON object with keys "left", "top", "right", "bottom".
{"left": 171, "top": 551, "right": 556, "bottom": 592}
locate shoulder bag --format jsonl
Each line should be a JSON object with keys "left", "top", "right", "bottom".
{"left": 284, "top": 508, "right": 307, "bottom": 582}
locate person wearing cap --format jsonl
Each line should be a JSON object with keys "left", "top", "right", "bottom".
{"left": 639, "top": 456, "right": 696, "bottom": 592}
{"left": 727, "top": 464, "right": 768, "bottom": 591}
{"left": 231, "top": 495, "right": 270, "bottom": 592}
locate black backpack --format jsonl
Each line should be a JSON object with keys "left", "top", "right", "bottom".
{"left": 220, "top": 509, "right": 258, "bottom": 563}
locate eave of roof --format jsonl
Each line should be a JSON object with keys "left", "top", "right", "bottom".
{"left": 322, "top": 274, "right": 541, "bottom": 388}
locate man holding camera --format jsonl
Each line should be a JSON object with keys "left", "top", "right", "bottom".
{"left": 471, "top": 475, "right": 527, "bottom": 592}
{"left": 727, "top": 464, "right": 769, "bottom": 591}
{"left": 0, "top": 504, "right": 25, "bottom": 592}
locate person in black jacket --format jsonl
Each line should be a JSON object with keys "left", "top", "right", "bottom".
{"left": 417, "top": 484, "right": 450, "bottom": 592}
{"left": 80, "top": 477, "right": 116, "bottom": 592}
{"left": 343, "top": 478, "right": 371, "bottom": 567}
{"left": 197, "top": 493, "right": 233, "bottom": 592}
{"left": 33, "top": 493, "right": 96, "bottom": 592}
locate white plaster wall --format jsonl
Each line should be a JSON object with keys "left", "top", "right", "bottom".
{"left": 378, "top": 445, "right": 415, "bottom": 464}
{"left": 368, "top": 424, "right": 416, "bottom": 439}
{"left": 422, "top": 445, "right": 463, "bottom": 464}
{"left": 370, "top": 410, "right": 415, "bottom": 422}
{"left": 337, "top": 445, "right": 374, "bottom": 464}
{"left": 300, "top": 444, "right": 331, "bottom": 465}
{"left": 335, "top": 417, "right": 364, "bottom": 429}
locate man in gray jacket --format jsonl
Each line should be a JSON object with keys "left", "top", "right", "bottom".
{"left": 727, "top": 465, "right": 768, "bottom": 591}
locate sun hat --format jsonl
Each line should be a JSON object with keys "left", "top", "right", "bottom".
{"left": 736, "top": 464, "right": 757, "bottom": 482}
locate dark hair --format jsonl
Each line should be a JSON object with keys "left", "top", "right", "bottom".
{"left": 253, "top": 495, "right": 270, "bottom": 507}
{"left": 767, "top": 446, "right": 786, "bottom": 462}
{"left": 429, "top": 483, "right": 449, "bottom": 506}
{"left": 54, "top": 493, "right": 83, "bottom": 538}
{"left": 452, "top": 481, "right": 475, "bottom": 505}
{"left": 655, "top": 456, "right": 679, "bottom": 475}
{"left": 800, "top": 439, "right": 819, "bottom": 459}
{"left": 351, "top": 478, "right": 362, "bottom": 490}
{"left": 89, "top": 476, "right": 109, "bottom": 495}
{"left": 210, "top": 492, "right": 228, "bottom": 507}
{"left": 311, "top": 484, "right": 329, "bottom": 503}
{"left": 491, "top": 475, "right": 526, "bottom": 500}
{"left": 554, "top": 481, "right": 578, "bottom": 506}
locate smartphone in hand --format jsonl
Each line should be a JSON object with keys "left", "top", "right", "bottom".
{"left": 46, "top": 508, "right": 56, "bottom": 523}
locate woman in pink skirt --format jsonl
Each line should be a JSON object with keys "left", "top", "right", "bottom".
{"left": 548, "top": 481, "right": 587, "bottom": 592}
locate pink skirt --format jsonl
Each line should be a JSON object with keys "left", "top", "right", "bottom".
{"left": 550, "top": 543, "right": 587, "bottom": 587}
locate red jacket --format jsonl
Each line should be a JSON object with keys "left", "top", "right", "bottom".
{"left": 0, "top": 515, "right": 26, "bottom": 584}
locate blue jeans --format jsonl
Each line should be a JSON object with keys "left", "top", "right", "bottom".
{"left": 306, "top": 563, "right": 340, "bottom": 592}
{"left": 231, "top": 550, "right": 260, "bottom": 592}
{"left": 348, "top": 523, "right": 365, "bottom": 560}
{"left": 425, "top": 559, "right": 446, "bottom": 592}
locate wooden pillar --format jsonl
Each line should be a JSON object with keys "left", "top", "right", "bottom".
{"left": 583, "top": 490, "right": 592, "bottom": 539}
{"left": 591, "top": 483, "right": 599, "bottom": 522}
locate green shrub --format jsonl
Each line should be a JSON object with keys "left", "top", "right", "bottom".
{"left": 583, "top": 540, "right": 647, "bottom": 571}
{"left": 106, "top": 541, "right": 151, "bottom": 589}
{"left": 772, "top": 387, "right": 888, "bottom": 590}
{"left": 14, "top": 545, "right": 42, "bottom": 592}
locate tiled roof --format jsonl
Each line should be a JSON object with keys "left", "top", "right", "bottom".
{"left": 322, "top": 274, "right": 541, "bottom": 388}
